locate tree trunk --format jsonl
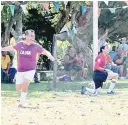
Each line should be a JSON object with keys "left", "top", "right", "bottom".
{"left": 72, "top": 8, "right": 93, "bottom": 74}
{"left": 11, "top": 5, "right": 23, "bottom": 42}
{"left": 98, "top": 1, "right": 128, "bottom": 40}
{"left": 1, "top": 5, "right": 23, "bottom": 46}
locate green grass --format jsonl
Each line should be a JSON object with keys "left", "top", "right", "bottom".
{"left": 1, "top": 79, "right": 128, "bottom": 98}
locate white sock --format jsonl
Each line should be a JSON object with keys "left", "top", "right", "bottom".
{"left": 90, "top": 81, "right": 95, "bottom": 89}
{"left": 96, "top": 87, "right": 102, "bottom": 93}
{"left": 95, "top": 87, "right": 102, "bottom": 95}
{"left": 19, "top": 92, "right": 27, "bottom": 105}
{"left": 86, "top": 87, "right": 95, "bottom": 94}
{"left": 108, "top": 82, "right": 115, "bottom": 92}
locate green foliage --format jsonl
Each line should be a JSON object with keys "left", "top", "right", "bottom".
{"left": 25, "top": 1, "right": 92, "bottom": 28}
{"left": 1, "top": 1, "right": 93, "bottom": 31}
{"left": 1, "top": 5, "right": 11, "bottom": 22}
{"left": 99, "top": 1, "right": 128, "bottom": 41}
{"left": 22, "top": 2, "right": 62, "bottom": 28}
{"left": 57, "top": 40, "right": 71, "bottom": 69}
{"left": 22, "top": 1, "right": 93, "bottom": 69}
{"left": 99, "top": 9, "right": 115, "bottom": 29}
{"left": 1, "top": 1, "right": 93, "bottom": 70}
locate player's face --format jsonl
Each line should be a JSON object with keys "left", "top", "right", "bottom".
{"left": 104, "top": 45, "right": 109, "bottom": 54}
{"left": 26, "top": 31, "right": 35, "bottom": 43}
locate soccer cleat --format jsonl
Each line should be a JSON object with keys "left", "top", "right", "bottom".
{"left": 107, "top": 91, "right": 115, "bottom": 95}
{"left": 81, "top": 86, "right": 86, "bottom": 95}
{"left": 35, "top": 81, "right": 40, "bottom": 83}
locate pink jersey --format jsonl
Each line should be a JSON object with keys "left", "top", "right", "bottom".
{"left": 13, "top": 41, "right": 43, "bottom": 72}
{"left": 94, "top": 53, "right": 106, "bottom": 71}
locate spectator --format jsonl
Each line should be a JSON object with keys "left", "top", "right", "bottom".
{"left": 8, "top": 37, "right": 16, "bottom": 62}
{"left": 34, "top": 71, "right": 40, "bottom": 83}
{"left": 63, "top": 46, "right": 77, "bottom": 76}
{"left": 1, "top": 51, "right": 11, "bottom": 83}
{"left": 113, "top": 48, "right": 126, "bottom": 78}
{"left": 64, "top": 46, "right": 83, "bottom": 80}
{"left": 8, "top": 62, "right": 17, "bottom": 83}
{"left": 105, "top": 53, "right": 119, "bottom": 74}
{"left": 109, "top": 46, "right": 117, "bottom": 60}
{"left": 118, "top": 37, "right": 128, "bottom": 56}
{"left": 76, "top": 52, "right": 88, "bottom": 78}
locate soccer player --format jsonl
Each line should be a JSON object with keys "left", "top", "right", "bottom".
{"left": 81, "top": 45, "right": 118, "bottom": 95}
{"left": 1, "top": 29, "right": 55, "bottom": 107}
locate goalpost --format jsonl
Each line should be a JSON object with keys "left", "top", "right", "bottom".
{"left": 93, "top": 1, "right": 98, "bottom": 67}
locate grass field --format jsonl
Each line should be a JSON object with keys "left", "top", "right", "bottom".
{"left": 1, "top": 80, "right": 128, "bottom": 125}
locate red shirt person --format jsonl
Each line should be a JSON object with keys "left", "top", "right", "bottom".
{"left": 81, "top": 45, "right": 118, "bottom": 95}
{"left": 94, "top": 53, "right": 106, "bottom": 72}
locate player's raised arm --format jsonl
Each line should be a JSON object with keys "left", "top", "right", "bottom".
{"left": 1, "top": 45, "right": 15, "bottom": 51}
{"left": 42, "top": 48, "right": 55, "bottom": 61}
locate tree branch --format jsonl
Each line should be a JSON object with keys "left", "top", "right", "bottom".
{"left": 10, "top": 28, "right": 17, "bottom": 38}
{"left": 56, "top": 2, "right": 72, "bottom": 33}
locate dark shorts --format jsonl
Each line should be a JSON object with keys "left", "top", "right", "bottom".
{"left": 93, "top": 71, "right": 108, "bottom": 89}
{"left": 64, "top": 64, "right": 82, "bottom": 72}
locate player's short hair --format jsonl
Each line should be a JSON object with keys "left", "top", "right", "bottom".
{"left": 24, "top": 29, "right": 35, "bottom": 36}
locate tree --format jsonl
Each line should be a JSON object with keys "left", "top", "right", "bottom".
{"left": 1, "top": 1, "right": 93, "bottom": 73}
{"left": 49, "top": 1, "right": 93, "bottom": 73}
{"left": 1, "top": 2, "right": 23, "bottom": 46}
{"left": 98, "top": 1, "right": 128, "bottom": 42}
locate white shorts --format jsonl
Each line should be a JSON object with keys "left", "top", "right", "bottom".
{"left": 16, "top": 70, "right": 36, "bottom": 84}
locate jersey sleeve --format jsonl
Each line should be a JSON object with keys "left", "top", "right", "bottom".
{"left": 94, "top": 55, "right": 101, "bottom": 70}
{"left": 36, "top": 44, "right": 43, "bottom": 54}
{"left": 13, "top": 42, "right": 22, "bottom": 50}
